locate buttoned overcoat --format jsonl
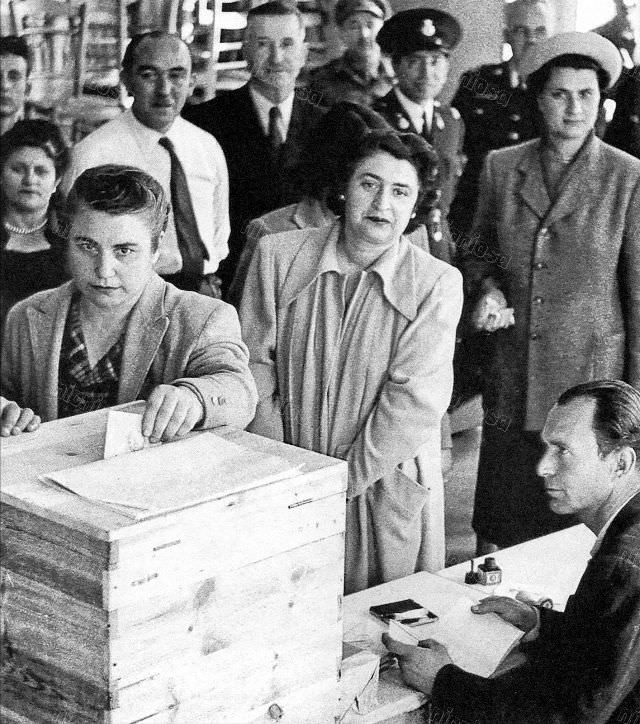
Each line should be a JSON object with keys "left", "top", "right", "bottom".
{"left": 468, "top": 134, "right": 640, "bottom": 431}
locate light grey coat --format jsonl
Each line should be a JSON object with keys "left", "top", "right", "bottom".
{"left": 1, "top": 274, "right": 257, "bottom": 428}
{"left": 467, "top": 134, "right": 640, "bottom": 429}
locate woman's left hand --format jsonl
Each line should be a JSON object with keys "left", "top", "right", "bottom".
{"left": 142, "top": 385, "right": 204, "bottom": 442}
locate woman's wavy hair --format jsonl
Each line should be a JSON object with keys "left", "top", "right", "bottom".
{"left": 327, "top": 129, "right": 441, "bottom": 234}
{"left": 63, "top": 165, "right": 169, "bottom": 252}
{"left": 0, "top": 119, "right": 69, "bottom": 179}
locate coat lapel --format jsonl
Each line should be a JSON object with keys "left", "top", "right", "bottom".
{"left": 543, "top": 133, "right": 601, "bottom": 228}
{"left": 118, "top": 274, "right": 169, "bottom": 404}
{"left": 517, "top": 140, "right": 551, "bottom": 220}
{"left": 384, "top": 91, "right": 420, "bottom": 134}
{"left": 26, "top": 283, "right": 74, "bottom": 421}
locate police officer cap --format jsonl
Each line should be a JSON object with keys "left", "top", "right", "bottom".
{"left": 377, "top": 8, "right": 462, "bottom": 56}
{"left": 334, "top": 0, "right": 392, "bottom": 26}
{"left": 520, "top": 31, "right": 622, "bottom": 89}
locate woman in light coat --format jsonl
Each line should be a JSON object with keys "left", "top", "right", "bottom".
{"left": 468, "top": 33, "right": 640, "bottom": 550}
{"left": 2, "top": 165, "right": 257, "bottom": 439}
{"left": 240, "top": 131, "right": 462, "bottom": 594}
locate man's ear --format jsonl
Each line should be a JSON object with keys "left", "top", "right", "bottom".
{"left": 612, "top": 447, "right": 636, "bottom": 477}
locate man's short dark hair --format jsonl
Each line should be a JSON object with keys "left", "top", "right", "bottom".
{"left": 246, "top": 1, "right": 303, "bottom": 25}
{"left": 121, "top": 31, "right": 187, "bottom": 74}
{"left": 65, "top": 165, "right": 169, "bottom": 252}
{"left": 0, "top": 119, "right": 68, "bottom": 177}
{"left": 528, "top": 53, "right": 610, "bottom": 97}
{"left": 558, "top": 380, "right": 640, "bottom": 464}
{"left": 0, "top": 35, "right": 32, "bottom": 76}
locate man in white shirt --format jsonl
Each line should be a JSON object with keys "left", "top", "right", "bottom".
{"left": 384, "top": 379, "right": 640, "bottom": 724}
{"left": 184, "top": 1, "right": 324, "bottom": 299}
{"left": 61, "top": 32, "right": 230, "bottom": 296}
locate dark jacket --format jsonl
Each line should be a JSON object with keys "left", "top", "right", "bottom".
{"left": 373, "top": 90, "right": 464, "bottom": 264}
{"left": 306, "top": 54, "right": 394, "bottom": 109}
{"left": 433, "top": 491, "right": 640, "bottom": 723}
{"left": 450, "top": 61, "right": 540, "bottom": 235}
{"left": 0, "top": 218, "right": 68, "bottom": 331}
{"left": 604, "top": 68, "right": 640, "bottom": 159}
{"left": 183, "top": 85, "right": 324, "bottom": 293}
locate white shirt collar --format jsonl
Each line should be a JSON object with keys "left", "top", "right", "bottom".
{"left": 123, "top": 107, "right": 185, "bottom": 148}
{"left": 248, "top": 84, "right": 295, "bottom": 138}
{"left": 590, "top": 489, "right": 640, "bottom": 557}
{"left": 394, "top": 88, "right": 434, "bottom": 135}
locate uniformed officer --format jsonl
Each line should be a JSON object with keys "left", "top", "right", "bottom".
{"left": 306, "top": 0, "right": 394, "bottom": 109}
{"left": 605, "top": 67, "right": 640, "bottom": 158}
{"left": 450, "top": 0, "right": 555, "bottom": 237}
{"left": 595, "top": 0, "right": 639, "bottom": 68}
{"left": 373, "top": 8, "right": 465, "bottom": 263}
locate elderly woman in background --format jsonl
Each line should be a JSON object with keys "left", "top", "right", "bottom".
{"left": 1, "top": 120, "right": 69, "bottom": 327}
{"left": 228, "top": 100, "right": 452, "bottom": 307}
{"left": 2, "top": 165, "right": 257, "bottom": 440}
{"left": 467, "top": 33, "right": 640, "bottom": 552}
{"left": 240, "top": 130, "right": 463, "bottom": 593}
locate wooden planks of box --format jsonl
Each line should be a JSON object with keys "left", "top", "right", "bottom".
{"left": 0, "top": 407, "right": 347, "bottom": 723}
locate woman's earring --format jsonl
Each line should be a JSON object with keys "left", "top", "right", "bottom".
{"left": 410, "top": 211, "right": 417, "bottom": 219}
{"left": 338, "top": 194, "right": 346, "bottom": 202}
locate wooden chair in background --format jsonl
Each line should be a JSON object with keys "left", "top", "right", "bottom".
{"left": 9, "top": 0, "right": 136, "bottom": 142}
{"left": 9, "top": 0, "right": 88, "bottom": 115}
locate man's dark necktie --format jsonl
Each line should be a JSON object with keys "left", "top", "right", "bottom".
{"left": 422, "top": 111, "right": 433, "bottom": 144}
{"left": 158, "top": 136, "right": 208, "bottom": 277}
{"left": 268, "top": 105, "right": 284, "bottom": 153}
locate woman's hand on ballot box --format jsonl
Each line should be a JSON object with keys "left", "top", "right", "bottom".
{"left": 0, "top": 398, "right": 40, "bottom": 436}
{"left": 141, "top": 385, "right": 204, "bottom": 443}
{"left": 382, "top": 632, "right": 453, "bottom": 695}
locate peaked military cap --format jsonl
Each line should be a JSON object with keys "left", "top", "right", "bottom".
{"left": 377, "top": 8, "right": 462, "bottom": 56}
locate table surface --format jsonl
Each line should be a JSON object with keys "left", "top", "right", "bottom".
{"left": 341, "top": 524, "right": 596, "bottom": 723}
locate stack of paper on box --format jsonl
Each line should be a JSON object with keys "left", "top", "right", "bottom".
{"left": 40, "top": 431, "right": 301, "bottom": 520}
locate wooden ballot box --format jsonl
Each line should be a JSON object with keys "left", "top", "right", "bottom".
{"left": 0, "top": 407, "right": 347, "bottom": 723}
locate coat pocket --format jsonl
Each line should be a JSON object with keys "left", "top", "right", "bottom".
{"left": 372, "top": 467, "right": 428, "bottom": 524}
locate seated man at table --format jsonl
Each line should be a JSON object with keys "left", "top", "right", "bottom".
{"left": 1, "top": 165, "right": 257, "bottom": 442}
{"left": 384, "top": 379, "right": 640, "bottom": 723}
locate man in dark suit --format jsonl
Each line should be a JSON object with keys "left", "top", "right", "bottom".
{"left": 604, "top": 67, "right": 640, "bottom": 158}
{"left": 450, "top": 0, "right": 554, "bottom": 237}
{"left": 595, "top": 0, "right": 639, "bottom": 68}
{"left": 373, "top": 8, "right": 465, "bottom": 263}
{"left": 184, "top": 1, "right": 324, "bottom": 298}
{"left": 384, "top": 379, "right": 640, "bottom": 724}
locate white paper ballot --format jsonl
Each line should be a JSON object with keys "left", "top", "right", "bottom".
{"left": 388, "top": 596, "right": 522, "bottom": 678}
{"left": 103, "top": 410, "right": 160, "bottom": 459}
{"left": 39, "top": 433, "right": 300, "bottom": 520}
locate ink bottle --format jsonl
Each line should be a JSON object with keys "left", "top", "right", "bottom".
{"left": 477, "top": 557, "right": 502, "bottom": 586}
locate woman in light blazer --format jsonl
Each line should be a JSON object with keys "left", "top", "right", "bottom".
{"left": 2, "top": 165, "right": 257, "bottom": 440}
{"left": 466, "top": 33, "right": 640, "bottom": 550}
